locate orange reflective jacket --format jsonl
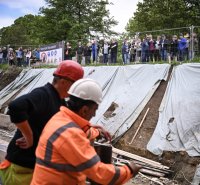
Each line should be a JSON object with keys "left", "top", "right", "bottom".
{"left": 31, "top": 106, "right": 132, "bottom": 185}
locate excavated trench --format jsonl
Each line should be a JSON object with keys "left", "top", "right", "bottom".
{"left": 115, "top": 65, "right": 200, "bottom": 184}
{"left": 0, "top": 65, "right": 199, "bottom": 184}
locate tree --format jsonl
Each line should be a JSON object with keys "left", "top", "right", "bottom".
{"left": 0, "top": 0, "right": 117, "bottom": 46}
{"left": 126, "top": 0, "right": 200, "bottom": 35}
{"left": 0, "top": 14, "right": 44, "bottom": 48}
{"left": 183, "top": 0, "right": 200, "bottom": 19}
{"left": 40, "top": 0, "right": 117, "bottom": 43}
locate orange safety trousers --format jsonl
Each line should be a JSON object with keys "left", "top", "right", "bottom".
{"left": 31, "top": 106, "right": 132, "bottom": 185}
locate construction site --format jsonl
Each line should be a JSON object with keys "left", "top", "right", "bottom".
{"left": 0, "top": 63, "right": 200, "bottom": 185}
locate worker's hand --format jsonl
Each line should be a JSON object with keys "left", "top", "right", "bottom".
{"left": 15, "top": 120, "right": 33, "bottom": 149}
{"left": 16, "top": 136, "right": 33, "bottom": 149}
{"left": 127, "top": 162, "right": 142, "bottom": 176}
{"left": 92, "top": 125, "right": 112, "bottom": 143}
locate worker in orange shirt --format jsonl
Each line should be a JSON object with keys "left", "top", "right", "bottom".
{"left": 31, "top": 78, "right": 141, "bottom": 185}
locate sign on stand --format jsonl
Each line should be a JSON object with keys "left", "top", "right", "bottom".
{"left": 39, "top": 41, "right": 64, "bottom": 65}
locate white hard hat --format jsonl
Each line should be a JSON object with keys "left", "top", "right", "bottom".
{"left": 68, "top": 78, "right": 102, "bottom": 104}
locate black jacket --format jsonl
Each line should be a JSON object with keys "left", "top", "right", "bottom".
{"left": 170, "top": 40, "right": 178, "bottom": 53}
{"left": 83, "top": 46, "right": 92, "bottom": 56}
{"left": 6, "top": 83, "right": 66, "bottom": 169}
{"left": 110, "top": 42, "right": 118, "bottom": 53}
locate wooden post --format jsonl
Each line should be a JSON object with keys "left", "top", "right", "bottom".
{"left": 128, "top": 107, "right": 150, "bottom": 145}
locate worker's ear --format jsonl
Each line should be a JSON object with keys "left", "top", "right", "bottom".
{"left": 59, "top": 78, "right": 66, "bottom": 85}
{"left": 55, "top": 78, "right": 64, "bottom": 86}
{"left": 79, "top": 106, "right": 89, "bottom": 119}
{"left": 59, "top": 79, "right": 70, "bottom": 88}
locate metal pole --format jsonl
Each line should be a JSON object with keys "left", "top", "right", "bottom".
{"left": 7, "top": 44, "right": 10, "bottom": 65}
{"left": 62, "top": 40, "right": 65, "bottom": 62}
{"left": 189, "top": 26, "right": 192, "bottom": 62}
{"left": 191, "top": 25, "right": 194, "bottom": 61}
{"left": 189, "top": 25, "right": 195, "bottom": 62}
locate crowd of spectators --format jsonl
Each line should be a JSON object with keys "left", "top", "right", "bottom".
{"left": 65, "top": 33, "right": 199, "bottom": 65}
{"left": 64, "top": 38, "right": 119, "bottom": 65}
{"left": 1, "top": 33, "right": 199, "bottom": 67}
{"left": 0, "top": 47, "right": 40, "bottom": 67}
{"left": 136, "top": 33, "right": 199, "bottom": 63}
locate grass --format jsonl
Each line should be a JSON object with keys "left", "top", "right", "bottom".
{"left": 1, "top": 58, "right": 200, "bottom": 70}
{"left": 32, "top": 64, "right": 59, "bottom": 68}
{"left": 0, "top": 64, "right": 10, "bottom": 70}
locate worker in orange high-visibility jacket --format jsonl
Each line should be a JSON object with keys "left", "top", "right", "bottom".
{"left": 0, "top": 60, "right": 84, "bottom": 185}
{"left": 31, "top": 78, "right": 141, "bottom": 185}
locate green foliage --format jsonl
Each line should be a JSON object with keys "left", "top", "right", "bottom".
{"left": 1, "top": 15, "right": 44, "bottom": 48}
{"left": 126, "top": 0, "right": 200, "bottom": 35}
{"left": 0, "top": 0, "right": 117, "bottom": 46}
{"left": 0, "top": 64, "right": 10, "bottom": 70}
{"left": 40, "top": 0, "right": 117, "bottom": 42}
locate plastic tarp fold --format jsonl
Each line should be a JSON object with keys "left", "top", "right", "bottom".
{"left": 147, "top": 63, "right": 200, "bottom": 157}
{"left": 90, "top": 64, "right": 170, "bottom": 140}
{"left": 0, "top": 64, "right": 170, "bottom": 141}
{"left": 0, "top": 69, "right": 45, "bottom": 109}
{"left": 15, "top": 68, "right": 56, "bottom": 97}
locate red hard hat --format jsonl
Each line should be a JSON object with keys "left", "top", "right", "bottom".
{"left": 53, "top": 60, "right": 84, "bottom": 81}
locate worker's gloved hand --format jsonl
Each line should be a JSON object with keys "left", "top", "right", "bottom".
{"left": 127, "top": 162, "right": 142, "bottom": 176}
{"left": 92, "top": 125, "right": 112, "bottom": 143}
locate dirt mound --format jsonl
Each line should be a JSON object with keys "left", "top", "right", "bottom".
{"left": 0, "top": 67, "right": 22, "bottom": 91}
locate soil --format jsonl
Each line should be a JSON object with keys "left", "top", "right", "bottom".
{"left": 0, "top": 66, "right": 22, "bottom": 91}
{"left": 0, "top": 65, "right": 199, "bottom": 184}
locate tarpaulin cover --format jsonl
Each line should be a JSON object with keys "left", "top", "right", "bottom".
{"left": 0, "top": 64, "right": 170, "bottom": 141}
{"left": 88, "top": 64, "right": 170, "bottom": 140}
{"left": 147, "top": 63, "right": 200, "bottom": 156}
{"left": 0, "top": 69, "right": 45, "bottom": 109}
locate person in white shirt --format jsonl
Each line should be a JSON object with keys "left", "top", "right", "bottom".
{"left": 102, "top": 40, "right": 109, "bottom": 64}
{"left": 26, "top": 49, "right": 32, "bottom": 67}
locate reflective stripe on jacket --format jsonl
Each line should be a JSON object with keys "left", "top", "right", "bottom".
{"left": 31, "top": 106, "right": 132, "bottom": 185}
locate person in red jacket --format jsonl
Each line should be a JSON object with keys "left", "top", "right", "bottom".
{"left": 31, "top": 78, "right": 141, "bottom": 185}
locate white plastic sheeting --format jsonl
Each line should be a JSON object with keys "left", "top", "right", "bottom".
{"left": 84, "top": 66, "right": 119, "bottom": 91}
{"left": 90, "top": 64, "right": 170, "bottom": 140}
{"left": 0, "top": 69, "right": 45, "bottom": 109}
{"left": 0, "top": 64, "right": 170, "bottom": 141}
{"left": 192, "top": 164, "right": 200, "bottom": 185}
{"left": 147, "top": 63, "right": 200, "bottom": 157}
{"left": 15, "top": 68, "right": 55, "bottom": 97}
